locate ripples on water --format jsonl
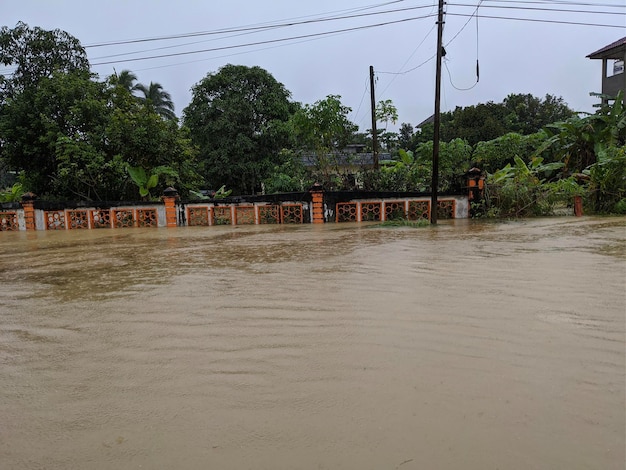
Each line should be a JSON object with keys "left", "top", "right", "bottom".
{"left": 1, "top": 217, "right": 624, "bottom": 469}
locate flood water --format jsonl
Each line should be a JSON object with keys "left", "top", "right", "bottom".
{"left": 1, "top": 217, "right": 624, "bottom": 469}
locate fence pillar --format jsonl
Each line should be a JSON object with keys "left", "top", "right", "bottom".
{"left": 309, "top": 183, "right": 325, "bottom": 224}
{"left": 574, "top": 195, "right": 583, "bottom": 217}
{"left": 162, "top": 187, "right": 179, "bottom": 227}
{"left": 21, "top": 192, "right": 37, "bottom": 231}
{"left": 468, "top": 167, "right": 484, "bottom": 202}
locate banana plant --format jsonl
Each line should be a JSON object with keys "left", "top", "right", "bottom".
{"left": 126, "top": 165, "right": 178, "bottom": 200}
{"left": 0, "top": 182, "right": 23, "bottom": 203}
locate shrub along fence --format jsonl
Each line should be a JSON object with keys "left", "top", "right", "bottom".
{"left": 0, "top": 185, "right": 473, "bottom": 232}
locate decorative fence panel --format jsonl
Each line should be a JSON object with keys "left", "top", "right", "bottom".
{"left": 91, "top": 210, "right": 112, "bottom": 229}
{"left": 2, "top": 192, "right": 469, "bottom": 231}
{"left": 45, "top": 211, "right": 66, "bottom": 230}
{"left": 112, "top": 209, "right": 135, "bottom": 228}
{"left": 137, "top": 209, "right": 158, "bottom": 228}
{"left": 281, "top": 204, "right": 303, "bottom": 224}
{"left": 360, "top": 202, "right": 382, "bottom": 222}
{"left": 408, "top": 201, "right": 430, "bottom": 221}
{"left": 235, "top": 206, "right": 256, "bottom": 225}
{"left": 437, "top": 200, "right": 456, "bottom": 219}
{"left": 67, "top": 210, "right": 89, "bottom": 229}
{"left": 0, "top": 211, "right": 19, "bottom": 231}
{"left": 336, "top": 203, "right": 358, "bottom": 222}
{"left": 384, "top": 201, "right": 407, "bottom": 221}
{"left": 258, "top": 205, "right": 280, "bottom": 224}
{"left": 188, "top": 206, "right": 210, "bottom": 226}
{"left": 211, "top": 206, "right": 232, "bottom": 225}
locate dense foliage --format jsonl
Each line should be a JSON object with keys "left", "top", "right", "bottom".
{"left": 0, "top": 23, "right": 198, "bottom": 201}
{"left": 183, "top": 64, "right": 294, "bottom": 195}
{"left": 409, "top": 93, "right": 575, "bottom": 147}
{"left": 1, "top": 22, "right": 624, "bottom": 217}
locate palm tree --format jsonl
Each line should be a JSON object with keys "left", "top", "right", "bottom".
{"left": 113, "top": 69, "right": 139, "bottom": 93}
{"left": 135, "top": 82, "right": 176, "bottom": 120}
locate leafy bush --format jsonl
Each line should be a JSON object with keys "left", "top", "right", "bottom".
{"left": 0, "top": 182, "right": 23, "bottom": 202}
{"left": 414, "top": 138, "right": 472, "bottom": 192}
{"left": 485, "top": 156, "right": 570, "bottom": 217}
{"left": 473, "top": 131, "right": 549, "bottom": 174}
{"left": 262, "top": 150, "right": 312, "bottom": 194}
{"left": 584, "top": 145, "right": 626, "bottom": 213}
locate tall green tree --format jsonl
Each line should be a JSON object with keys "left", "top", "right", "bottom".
{"left": 135, "top": 81, "right": 176, "bottom": 120}
{"left": 0, "top": 22, "right": 89, "bottom": 100}
{"left": 290, "top": 95, "right": 359, "bottom": 189}
{"left": 0, "top": 69, "right": 108, "bottom": 196}
{"left": 111, "top": 69, "right": 139, "bottom": 93}
{"left": 503, "top": 93, "right": 574, "bottom": 135}
{"left": 0, "top": 23, "right": 198, "bottom": 200}
{"left": 0, "top": 22, "right": 92, "bottom": 194}
{"left": 398, "top": 122, "right": 416, "bottom": 150}
{"left": 292, "top": 94, "right": 358, "bottom": 153}
{"left": 441, "top": 101, "right": 509, "bottom": 145}
{"left": 375, "top": 99, "right": 399, "bottom": 152}
{"left": 183, "top": 64, "right": 293, "bottom": 195}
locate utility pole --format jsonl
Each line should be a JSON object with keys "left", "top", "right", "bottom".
{"left": 370, "top": 65, "right": 379, "bottom": 170}
{"left": 430, "top": 0, "right": 445, "bottom": 224}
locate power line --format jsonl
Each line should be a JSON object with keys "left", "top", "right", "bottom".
{"left": 482, "top": 0, "right": 625, "bottom": 7}
{"left": 376, "top": 54, "right": 438, "bottom": 76}
{"left": 128, "top": 30, "right": 357, "bottom": 74}
{"left": 351, "top": 76, "right": 372, "bottom": 126}
{"left": 448, "top": 3, "right": 626, "bottom": 16}
{"left": 446, "top": 12, "right": 625, "bottom": 28}
{"left": 85, "top": 1, "right": 430, "bottom": 49}
{"left": 89, "top": 3, "right": 438, "bottom": 61}
{"left": 90, "top": 14, "right": 438, "bottom": 66}
{"left": 374, "top": 22, "right": 437, "bottom": 102}
{"left": 443, "top": 0, "right": 482, "bottom": 91}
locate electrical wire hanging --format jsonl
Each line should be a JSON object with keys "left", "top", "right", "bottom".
{"left": 444, "top": 0, "right": 482, "bottom": 91}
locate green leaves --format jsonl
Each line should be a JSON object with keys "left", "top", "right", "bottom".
{"left": 0, "top": 22, "right": 89, "bottom": 97}
{"left": 534, "top": 91, "right": 626, "bottom": 173}
{"left": 126, "top": 165, "right": 180, "bottom": 199}
{"left": 375, "top": 99, "right": 398, "bottom": 129}
{"left": 0, "top": 182, "right": 23, "bottom": 203}
{"left": 398, "top": 149, "right": 414, "bottom": 166}
{"left": 135, "top": 82, "right": 176, "bottom": 120}
{"left": 183, "top": 64, "right": 292, "bottom": 195}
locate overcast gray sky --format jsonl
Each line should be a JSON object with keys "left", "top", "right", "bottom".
{"left": 3, "top": 0, "right": 625, "bottom": 131}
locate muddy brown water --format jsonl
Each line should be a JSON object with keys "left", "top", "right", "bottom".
{"left": 1, "top": 217, "right": 624, "bottom": 470}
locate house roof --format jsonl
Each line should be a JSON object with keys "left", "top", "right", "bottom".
{"left": 416, "top": 114, "right": 435, "bottom": 128}
{"left": 587, "top": 37, "right": 626, "bottom": 60}
{"left": 300, "top": 152, "right": 390, "bottom": 167}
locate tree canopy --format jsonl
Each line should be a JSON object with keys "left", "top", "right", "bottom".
{"left": 0, "top": 22, "right": 89, "bottom": 100}
{"left": 0, "top": 23, "right": 196, "bottom": 200}
{"left": 412, "top": 93, "right": 575, "bottom": 147}
{"left": 291, "top": 94, "right": 358, "bottom": 153}
{"left": 183, "top": 64, "right": 294, "bottom": 195}
{"left": 135, "top": 81, "right": 176, "bottom": 121}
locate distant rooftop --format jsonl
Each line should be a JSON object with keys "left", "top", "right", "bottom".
{"left": 416, "top": 114, "right": 435, "bottom": 128}
{"left": 300, "top": 152, "right": 390, "bottom": 167}
{"left": 587, "top": 37, "right": 626, "bottom": 60}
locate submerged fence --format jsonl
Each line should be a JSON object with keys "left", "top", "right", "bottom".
{"left": 1, "top": 186, "right": 473, "bottom": 232}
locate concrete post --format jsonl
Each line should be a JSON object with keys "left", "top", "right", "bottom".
{"left": 21, "top": 192, "right": 37, "bottom": 231}
{"left": 162, "top": 187, "right": 179, "bottom": 228}
{"left": 309, "top": 183, "right": 324, "bottom": 224}
{"left": 574, "top": 195, "right": 583, "bottom": 217}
